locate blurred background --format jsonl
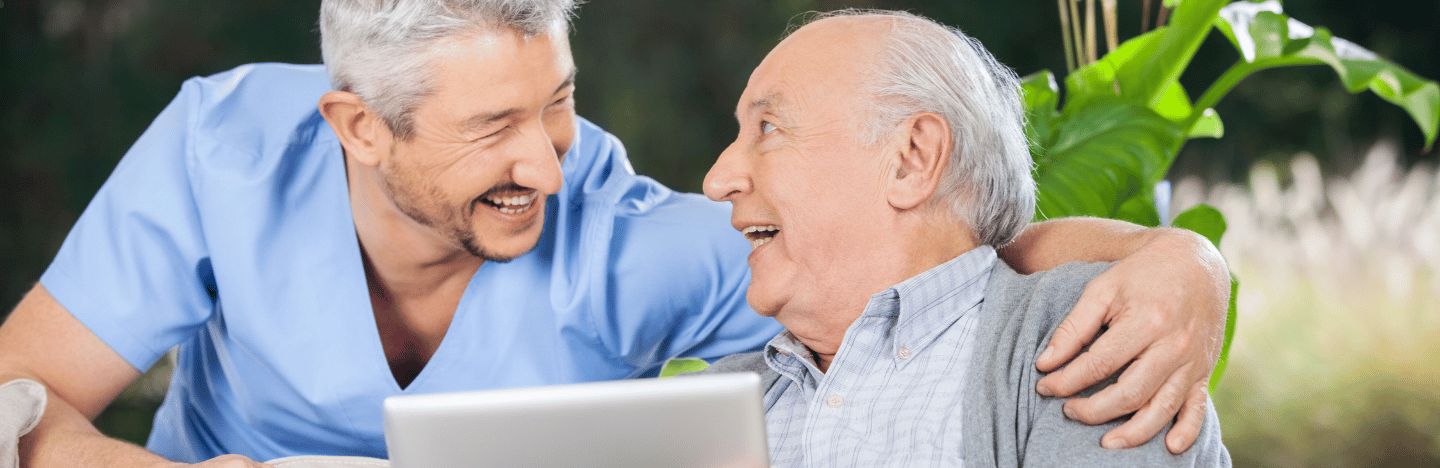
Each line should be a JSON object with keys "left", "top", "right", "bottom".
{"left": 2, "top": 0, "right": 1437, "bottom": 466}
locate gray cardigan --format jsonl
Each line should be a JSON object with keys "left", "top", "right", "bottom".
{"left": 704, "top": 262, "right": 1231, "bottom": 467}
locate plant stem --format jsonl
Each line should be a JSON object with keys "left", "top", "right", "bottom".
{"left": 1103, "top": 0, "right": 1118, "bottom": 54}
{"left": 1184, "top": 62, "right": 1254, "bottom": 132}
{"left": 1085, "top": 0, "right": 1097, "bottom": 63}
{"left": 1069, "top": 0, "right": 1085, "bottom": 66}
{"left": 1059, "top": 0, "right": 1076, "bottom": 72}
{"left": 1142, "top": 0, "right": 1152, "bottom": 32}
{"left": 1157, "top": 4, "right": 1171, "bottom": 28}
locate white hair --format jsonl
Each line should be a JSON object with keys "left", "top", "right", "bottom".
{"left": 802, "top": 10, "right": 1035, "bottom": 247}
{"left": 319, "top": 0, "right": 579, "bottom": 140}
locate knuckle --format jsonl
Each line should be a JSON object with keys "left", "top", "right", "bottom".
{"left": 1156, "top": 384, "right": 1186, "bottom": 416}
{"left": 1054, "top": 319, "right": 1080, "bottom": 342}
{"left": 1116, "top": 383, "right": 1150, "bottom": 411}
{"left": 1083, "top": 353, "right": 1118, "bottom": 382}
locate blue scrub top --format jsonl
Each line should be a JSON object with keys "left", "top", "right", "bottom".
{"left": 39, "top": 63, "right": 781, "bottom": 462}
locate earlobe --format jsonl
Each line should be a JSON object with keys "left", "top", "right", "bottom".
{"left": 318, "top": 90, "right": 388, "bottom": 167}
{"left": 886, "top": 112, "right": 951, "bottom": 211}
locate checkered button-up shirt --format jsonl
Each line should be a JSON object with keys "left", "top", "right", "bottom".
{"left": 762, "top": 246, "right": 996, "bottom": 467}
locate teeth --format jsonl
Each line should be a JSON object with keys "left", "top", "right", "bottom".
{"left": 486, "top": 192, "right": 538, "bottom": 211}
{"left": 741, "top": 224, "right": 779, "bottom": 250}
{"left": 741, "top": 225, "right": 779, "bottom": 236}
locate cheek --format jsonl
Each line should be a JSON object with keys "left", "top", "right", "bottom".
{"left": 545, "top": 111, "right": 577, "bottom": 157}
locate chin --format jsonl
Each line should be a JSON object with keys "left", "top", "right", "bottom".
{"left": 745, "top": 282, "right": 784, "bottom": 318}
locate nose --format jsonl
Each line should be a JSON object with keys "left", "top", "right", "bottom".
{"left": 703, "top": 140, "right": 752, "bottom": 202}
{"left": 512, "top": 120, "right": 565, "bottom": 195}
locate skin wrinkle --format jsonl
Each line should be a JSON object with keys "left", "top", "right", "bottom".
{"left": 370, "top": 27, "right": 576, "bottom": 263}
{"left": 706, "top": 16, "right": 974, "bottom": 370}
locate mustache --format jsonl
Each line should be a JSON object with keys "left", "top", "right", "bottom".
{"left": 479, "top": 182, "right": 533, "bottom": 198}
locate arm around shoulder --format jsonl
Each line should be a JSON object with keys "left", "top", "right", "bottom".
{"left": 1022, "top": 392, "right": 1231, "bottom": 467}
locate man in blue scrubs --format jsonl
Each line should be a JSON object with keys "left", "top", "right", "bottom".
{"left": 0, "top": 1, "right": 1231, "bottom": 466}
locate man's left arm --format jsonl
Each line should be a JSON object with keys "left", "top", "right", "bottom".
{"left": 997, "top": 216, "right": 1229, "bottom": 455}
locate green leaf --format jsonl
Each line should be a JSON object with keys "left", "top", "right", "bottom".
{"left": 1021, "top": 70, "right": 1061, "bottom": 161}
{"left": 1171, "top": 204, "right": 1227, "bottom": 247}
{"left": 658, "top": 357, "right": 710, "bottom": 378}
{"left": 1107, "top": 0, "right": 1227, "bottom": 109}
{"left": 1214, "top": 0, "right": 1440, "bottom": 148}
{"left": 1154, "top": 81, "right": 1225, "bottom": 138}
{"left": 1032, "top": 99, "right": 1185, "bottom": 221}
{"left": 1114, "top": 194, "right": 1162, "bottom": 227}
{"left": 1210, "top": 275, "right": 1239, "bottom": 391}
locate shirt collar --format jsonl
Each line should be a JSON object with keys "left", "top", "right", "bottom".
{"left": 875, "top": 245, "right": 996, "bottom": 370}
{"left": 763, "top": 245, "right": 997, "bottom": 377}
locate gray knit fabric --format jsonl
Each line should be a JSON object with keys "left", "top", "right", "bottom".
{"left": 1, "top": 379, "right": 47, "bottom": 468}
{"left": 704, "top": 262, "right": 1231, "bottom": 467}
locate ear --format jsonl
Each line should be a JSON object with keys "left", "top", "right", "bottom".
{"left": 886, "top": 112, "right": 952, "bottom": 211}
{"left": 318, "top": 90, "right": 390, "bottom": 167}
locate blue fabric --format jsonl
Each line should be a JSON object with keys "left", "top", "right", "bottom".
{"left": 39, "top": 63, "right": 781, "bottom": 462}
{"left": 761, "top": 246, "right": 996, "bottom": 467}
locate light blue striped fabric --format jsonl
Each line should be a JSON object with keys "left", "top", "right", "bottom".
{"left": 762, "top": 246, "right": 997, "bottom": 467}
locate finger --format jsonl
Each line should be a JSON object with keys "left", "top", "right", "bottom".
{"left": 1055, "top": 337, "right": 1184, "bottom": 422}
{"left": 1092, "top": 364, "right": 1191, "bottom": 449}
{"left": 1165, "top": 382, "right": 1210, "bottom": 454}
{"left": 1036, "top": 279, "right": 1116, "bottom": 373}
{"left": 1036, "top": 313, "right": 1158, "bottom": 399}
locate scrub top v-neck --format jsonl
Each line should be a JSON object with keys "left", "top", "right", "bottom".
{"left": 40, "top": 63, "right": 781, "bottom": 462}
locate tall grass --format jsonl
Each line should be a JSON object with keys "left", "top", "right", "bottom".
{"left": 1173, "top": 143, "right": 1440, "bottom": 467}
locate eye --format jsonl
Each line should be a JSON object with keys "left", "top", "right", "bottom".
{"left": 760, "top": 121, "right": 777, "bottom": 135}
{"left": 477, "top": 126, "right": 508, "bottom": 142}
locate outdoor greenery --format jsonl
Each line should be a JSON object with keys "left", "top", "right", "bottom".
{"left": 1176, "top": 144, "right": 1440, "bottom": 466}
{"left": 1022, "top": 0, "right": 1440, "bottom": 388}
{"left": 2, "top": 0, "right": 1439, "bottom": 466}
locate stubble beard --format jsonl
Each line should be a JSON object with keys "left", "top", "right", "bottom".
{"left": 383, "top": 167, "right": 522, "bottom": 263}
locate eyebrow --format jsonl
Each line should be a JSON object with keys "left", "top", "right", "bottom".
{"left": 460, "top": 67, "right": 579, "bottom": 132}
{"left": 736, "top": 91, "right": 786, "bottom": 121}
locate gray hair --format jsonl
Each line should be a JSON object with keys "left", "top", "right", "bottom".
{"left": 319, "top": 0, "right": 579, "bottom": 140}
{"left": 801, "top": 10, "right": 1035, "bottom": 247}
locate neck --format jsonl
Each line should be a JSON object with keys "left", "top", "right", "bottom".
{"left": 800, "top": 210, "right": 978, "bottom": 374}
{"left": 345, "top": 156, "right": 483, "bottom": 299}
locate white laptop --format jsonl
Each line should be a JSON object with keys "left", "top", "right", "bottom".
{"left": 382, "top": 372, "right": 769, "bottom": 468}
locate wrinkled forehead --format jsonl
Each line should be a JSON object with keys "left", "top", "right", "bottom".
{"left": 738, "top": 20, "right": 887, "bottom": 120}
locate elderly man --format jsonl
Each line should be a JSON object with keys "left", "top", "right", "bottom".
{"left": 1, "top": 1, "right": 1226, "bottom": 466}
{"left": 703, "top": 11, "right": 1230, "bottom": 467}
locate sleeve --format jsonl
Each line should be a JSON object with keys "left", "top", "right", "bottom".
{"left": 601, "top": 190, "right": 784, "bottom": 376}
{"left": 39, "top": 79, "right": 217, "bottom": 372}
{"left": 1022, "top": 391, "right": 1231, "bottom": 467}
{"left": 1016, "top": 264, "right": 1232, "bottom": 467}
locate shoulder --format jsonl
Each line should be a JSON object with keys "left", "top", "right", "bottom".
{"left": 181, "top": 63, "right": 335, "bottom": 162}
{"left": 697, "top": 352, "right": 782, "bottom": 393}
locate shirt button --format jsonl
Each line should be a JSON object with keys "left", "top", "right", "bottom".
{"left": 826, "top": 394, "right": 844, "bottom": 408}
{"left": 898, "top": 347, "right": 912, "bottom": 359}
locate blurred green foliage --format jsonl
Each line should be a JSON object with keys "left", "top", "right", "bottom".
{"left": 2, "top": 0, "right": 1438, "bottom": 460}
{"left": 3, "top": 0, "right": 1437, "bottom": 312}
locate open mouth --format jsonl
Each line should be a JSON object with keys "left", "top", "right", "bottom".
{"left": 741, "top": 225, "right": 780, "bottom": 249}
{"left": 480, "top": 191, "right": 539, "bottom": 215}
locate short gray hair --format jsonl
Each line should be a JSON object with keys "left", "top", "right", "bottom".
{"left": 319, "top": 0, "right": 578, "bottom": 140}
{"left": 802, "top": 10, "right": 1035, "bottom": 247}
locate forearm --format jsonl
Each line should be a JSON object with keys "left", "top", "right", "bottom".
{"left": 17, "top": 387, "right": 174, "bottom": 468}
{"left": 999, "top": 217, "right": 1221, "bottom": 275}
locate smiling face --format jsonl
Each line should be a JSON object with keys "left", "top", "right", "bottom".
{"left": 703, "top": 18, "right": 903, "bottom": 350}
{"left": 381, "top": 27, "right": 577, "bottom": 261}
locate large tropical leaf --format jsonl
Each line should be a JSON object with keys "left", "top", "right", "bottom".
{"left": 1096, "top": 0, "right": 1226, "bottom": 110}
{"left": 1032, "top": 99, "right": 1184, "bottom": 222}
{"left": 1214, "top": 0, "right": 1440, "bottom": 148}
{"left": 1021, "top": 70, "right": 1061, "bottom": 157}
{"left": 1063, "top": 24, "right": 1223, "bottom": 140}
